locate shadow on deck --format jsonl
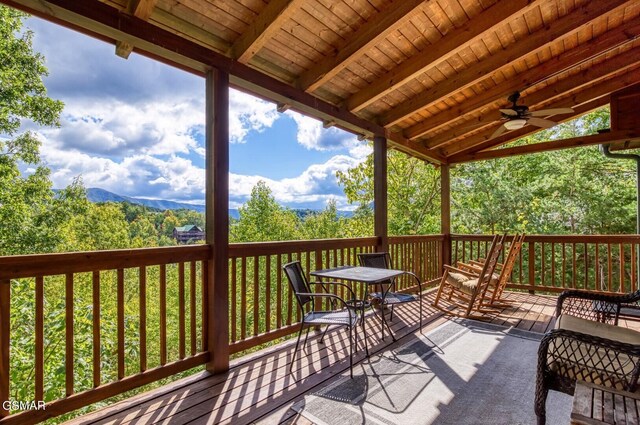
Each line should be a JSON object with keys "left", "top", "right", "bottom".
{"left": 64, "top": 290, "right": 639, "bottom": 425}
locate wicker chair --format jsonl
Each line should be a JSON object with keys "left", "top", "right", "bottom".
{"left": 357, "top": 252, "right": 423, "bottom": 341}
{"left": 433, "top": 234, "right": 505, "bottom": 318}
{"left": 283, "top": 261, "right": 366, "bottom": 378}
{"left": 534, "top": 289, "right": 640, "bottom": 425}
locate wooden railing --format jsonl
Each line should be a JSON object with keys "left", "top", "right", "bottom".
{"left": 227, "top": 235, "right": 444, "bottom": 355}
{"left": 452, "top": 234, "right": 640, "bottom": 294}
{"left": 0, "top": 246, "right": 210, "bottom": 424}
{"left": 18, "top": 233, "right": 640, "bottom": 423}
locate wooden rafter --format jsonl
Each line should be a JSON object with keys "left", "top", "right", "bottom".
{"left": 385, "top": 0, "right": 631, "bottom": 130}
{"left": 449, "top": 130, "right": 640, "bottom": 163}
{"left": 230, "top": 0, "right": 303, "bottom": 63}
{"left": 440, "top": 63, "right": 640, "bottom": 157}
{"left": 115, "top": 0, "right": 158, "bottom": 59}
{"left": 426, "top": 57, "right": 640, "bottom": 150}
{"left": 345, "top": 0, "right": 541, "bottom": 114}
{"left": 404, "top": 17, "right": 640, "bottom": 142}
{"left": 297, "top": 0, "right": 428, "bottom": 92}
{"left": 2, "top": 0, "right": 445, "bottom": 164}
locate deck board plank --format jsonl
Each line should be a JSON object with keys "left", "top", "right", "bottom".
{"left": 66, "top": 290, "right": 618, "bottom": 425}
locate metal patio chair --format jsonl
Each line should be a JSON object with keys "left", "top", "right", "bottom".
{"left": 357, "top": 252, "right": 423, "bottom": 341}
{"left": 283, "top": 260, "right": 367, "bottom": 378}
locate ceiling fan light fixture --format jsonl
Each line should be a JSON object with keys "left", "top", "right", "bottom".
{"left": 504, "top": 119, "right": 527, "bottom": 130}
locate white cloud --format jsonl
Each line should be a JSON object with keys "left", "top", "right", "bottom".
{"left": 229, "top": 90, "right": 280, "bottom": 144}
{"left": 286, "top": 113, "right": 361, "bottom": 151}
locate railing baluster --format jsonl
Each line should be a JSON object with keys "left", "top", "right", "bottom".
{"left": 179, "top": 262, "right": 185, "bottom": 360}
{"left": 287, "top": 253, "right": 292, "bottom": 325}
{"left": 608, "top": 243, "right": 613, "bottom": 291}
{"left": 0, "top": 278, "right": 9, "bottom": 418}
{"left": 159, "top": 264, "right": 167, "bottom": 366}
{"left": 117, "top": 268, "right": 125, "bottom": 380}
{"left": 35, "top": 276, "right": 44, "bottom": 400}
{"left": 241, "top": 257, "right": 247, "bottom": 338}
{"left": 139, "top": 267, "right": 147, "bottom": 372}
{"left": 551, "top": 243, "right": 556, "bottom": 288}
{"left": 231, "top": 258, "right": 237, "bottom": 343}
{"left": 265, "top": 255, "right": 271, "bottom": 333}
{"left": 584, "top": 243, "right": 588, "bottom": 291}
{"left": 276, "top": 255, "right": 282, "bottom": 330}
{"left": 202, "top": 259, "right": 208, "bottom": 352}
{"left": 620, "top": 243, "right": 625, "bottom": 293}
{"left": 66, "top": 272, "right": 74, "bottom": 397}
{"left": 632, "top": 243, "right": 637, "bottom": 292}
{"left": 190, "top": 261, "right": 196, "bottom": 356}
{"left": 541, "top": 243, "right": 546, "bottom": 288}
{"left": 253, "top": 256, "right": 259, "bottom": 337}
{"left": 93, "top": 271, "right": 101, "bottom": 386}
{"left": 528, "top": 242, "right": 535, "bottom": 291}
{"left": 562, "top": 243, "right": 566, "bottom": 289}
{"left": 595, "top": 243, "right": 600, "bottom": 291}
{"left": 571, "top": 242, "right": 578, "bottom": 289}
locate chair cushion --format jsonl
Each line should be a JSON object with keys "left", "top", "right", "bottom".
{"left": 548, "top": 314, "right": 640, "bottom": 390}
{"left": 445, "top": 273, "right": 479, "bottom": 294}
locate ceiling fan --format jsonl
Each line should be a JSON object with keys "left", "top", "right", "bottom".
{"left": 490, "top": 91, "right": 574, "bottom": 139}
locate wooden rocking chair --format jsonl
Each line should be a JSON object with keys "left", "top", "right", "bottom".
{"left": 433, "top": 234, "right": 505, "bottom": 318}
{"left": 457, "top": 233, "right": 525, "bottom": 307}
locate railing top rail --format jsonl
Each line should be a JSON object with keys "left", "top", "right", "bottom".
{"left": 0, "top": 245, "right": 211, "bottom": 280}
{"left": 451, "top": 234, "right": 640, "bottom": 243}
{"left": 388, "top": 235, "right": 445, "bottom": 242}
{"left": 229, "top": 237, "right": 379, "bottom": 257}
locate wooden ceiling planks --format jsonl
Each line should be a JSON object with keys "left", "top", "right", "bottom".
{"left": 3, "top": 0, "right": 640, "bottom": 164}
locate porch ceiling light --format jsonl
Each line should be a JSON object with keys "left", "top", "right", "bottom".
{"left": 504, "top": 119, "right": 527, "bottom": 130}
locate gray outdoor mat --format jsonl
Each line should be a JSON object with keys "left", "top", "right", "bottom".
{"left": 292, "top": 319, "right": 571, "bottom": 425}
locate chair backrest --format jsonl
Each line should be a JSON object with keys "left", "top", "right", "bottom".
{"left": 357, "top": 252, "right": 391, "bottom": 269}
{"left": 283, "top": 261, "right": 313, "bottom": 309}
{"left": 476, "top": 234, "right": 505, "bottom": 298}
{"left": 496, "top": 233, "right": 525, "bottom": 286}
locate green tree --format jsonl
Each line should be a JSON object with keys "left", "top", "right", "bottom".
{"left": 0, "top": 7, "right": 85, "bottom": 255}
{"left": 231, "top": 181, "right": 300, "bottom": 242}
{"left": 300, "top": 199, "right": 344, "bottom": 239}
{"left": 337, "top": 150, "right": 441, "bottom": 236}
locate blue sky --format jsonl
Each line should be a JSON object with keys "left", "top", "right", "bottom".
{"left": 21, "top": 16, "right": 372, "bottom": 210}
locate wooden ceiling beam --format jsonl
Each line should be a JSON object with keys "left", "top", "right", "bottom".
{"left": 425, "top": 58, "right": 640, "bottom": 149}
{"left": 230, "top": 0, "right": 303, "bottom": 63}
{"left": 389, "top": 0, "right": 632, "bottom": 131}
{"left": 297, "top": 0, "right": 430, "bottom": 92}
{"left": 440, "top": 67, "right": 640, "bottom": 157}
{"left": 449, "top": 130, "right": 640, "bottom": 163}
{"left": 345, "top": 0, "right": 541, "bottom": 114}
{"left": 403, "top": 17, "right": 640, "bottom": 141}
{"left": 2, "top": 0, "right": 444, "bottom": 164}
{"left": 115, "top": 0, "right": 158, "bottom": 59}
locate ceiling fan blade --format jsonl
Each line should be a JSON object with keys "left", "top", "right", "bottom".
{"left": 529, "top": 108, "right": 575, "bottom": 116}
{"left": 528, "top": 117, "right": 557, "bottom": 128}
{"left": 499, "top": 108, "right": 518, "bottom": 116}
{"left": 490, "top": 125, "right": 508, "bottom": 139}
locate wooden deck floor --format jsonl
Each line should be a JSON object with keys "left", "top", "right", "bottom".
{"left": 65, "top": 290, "right": 640, "bottom": 425}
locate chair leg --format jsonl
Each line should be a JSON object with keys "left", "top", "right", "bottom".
{"left": 362, "top": 309, "right": 369, "bottom": 357}
{"left": 302, "top": 326, "right": 311, "bottom": 353}
{"left": 318, "top": 324, "right": 330, "bottom": 344}
{"left": 349, "top": 324, "right": 354, "bottom": 379}
{"left": 433, "top": 272, "right": 449, "bottom": 307}
{"left": 290, "top": 322, "right": 305, "bottom": 374}
{"left": 419, "top": 296, "right": 423, "bottom": 331}
{"left": 390, "top": 305, "right": 395, "bottom": 322}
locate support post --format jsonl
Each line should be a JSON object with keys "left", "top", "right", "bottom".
{"left": 206, "top": 68, "right": 230, "bottom": 373}
{"left": 0, "top": 279, "right": 8, "bottom": 418}
{"left": 373, "top": 135, "right": 388, "bottom": 252}
{"left": 441, "top": 164, "right": 451, "bottom": 271}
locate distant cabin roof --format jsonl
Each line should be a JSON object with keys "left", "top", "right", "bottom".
{"left": 174, "top": 225, "right": 203, "bottom": 232}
